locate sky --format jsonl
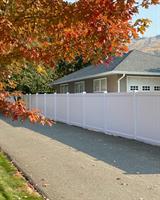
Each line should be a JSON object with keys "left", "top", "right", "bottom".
{"left": 133, "top": 4, "right": 160, "bottom": 37}
{"left": 66, "top": 0, "right": 160, "bottom": 38}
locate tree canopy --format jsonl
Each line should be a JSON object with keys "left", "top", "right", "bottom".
{"left": 0, "top": 0, "right": 159, "bottom": 124}
{"left": 55, "top": 56, "right": 90, "bottom": 79}
{"left": 7, "top": 62, "right": 55, "bottom": 94}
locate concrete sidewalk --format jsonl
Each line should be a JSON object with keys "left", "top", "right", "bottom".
{"left": 0, "top": 117, "right": 160, "bottom": 200}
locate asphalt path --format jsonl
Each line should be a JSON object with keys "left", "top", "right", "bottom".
{"left": 0, "top": 117, "right": 160, "bottom": 200}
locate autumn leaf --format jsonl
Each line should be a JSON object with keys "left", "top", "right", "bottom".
{"left": 0, "top": 0, "right": 159, "bottom": 124}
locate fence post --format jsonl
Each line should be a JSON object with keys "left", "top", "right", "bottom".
{"left": 66, "top": 92, "right": 70, "bottom": 124}
{"left": 44, "top": 93, "right": 46, "bottom": 116}
{"left": 29, "top": 93, "right": 31, "bottom": 110}
{"left": 82, "top": 91, "right": 86, "bottom": 128}
{"left": 133, "top": 92, "right": 137, "bottom": 139}
{"left": 54, "top": 92, "right": 57, "bottom": 121}
{"left": 103, "top": 91, "right": 107, "bottom": 132}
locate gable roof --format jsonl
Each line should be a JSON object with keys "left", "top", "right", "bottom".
{"left": 52, "top": 50, "right": 160, "bottom": 85}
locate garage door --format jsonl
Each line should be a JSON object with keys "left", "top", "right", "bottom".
{"left": 127, "top": 76, "right": 160, "bottom": 92}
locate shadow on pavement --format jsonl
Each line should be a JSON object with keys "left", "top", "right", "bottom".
{"left": 2, "top": 116, "right": 160, "bottom": 175}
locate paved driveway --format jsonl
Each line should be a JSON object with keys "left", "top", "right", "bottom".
{"left": 0, "top": 117, "right": 160, "bottom": 200}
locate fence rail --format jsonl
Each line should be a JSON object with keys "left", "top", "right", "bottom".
{"left": 24, "top": 92, "right": 160, "bottom": 146}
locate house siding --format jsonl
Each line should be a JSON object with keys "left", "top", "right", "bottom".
{"left": 85, "top": 75, "right": 120, "bottom": 93}
{"left": 54, "top": 74, "right": 120, "bottom": 93}
{"left": 53, "top": 74, "right": 160, "bottom": 93}
{"left": 69, "top": 82, "right": 75, "bottom": 93}
{"left": 119, "top": 75, "right": 127, "bottom": 92}
{"left": 83, "top": 75, "right": 119, "bottom": 93}
{"left": 107, "top": 75, "right": 118, "bottom": 92}
{"left": 85, "top": 78, "right": 94, "bottom": 93}
{"left": 84, "top": 76, "right": 108, "bottom": 93}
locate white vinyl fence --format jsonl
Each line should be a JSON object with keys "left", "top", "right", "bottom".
{"left": 24, "top": 92, "right": 160, "bottom": 146}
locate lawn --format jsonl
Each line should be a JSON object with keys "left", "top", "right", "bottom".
{"left": 0, "top": 152, "right": 43, "bottom": 200}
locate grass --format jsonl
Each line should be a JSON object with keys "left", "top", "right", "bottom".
{"left": 0, "top": 152, "right": 43, "bottom": 200}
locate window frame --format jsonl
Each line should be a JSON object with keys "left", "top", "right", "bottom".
{"left": 74, "top": 81, "right": 85, "bottom": 93}
{"left": 60, "top": 84, "right": 69, "bottom": 93}
{"left": 142, "top": 86, "right": 150, "bottom": 91}
{"left": 93, "top": 78, "right": 107, "bottom": 93}
{"left": 130, "top": 86, "right": 139, "bottom": 91}
{"left": 154, "top": 86, "right": 160, "bottom": 91}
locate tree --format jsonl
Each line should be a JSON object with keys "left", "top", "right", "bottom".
{"left": 7, "top": 57, "right": 89, "bottom": 94}
{"left": 55, "top": 56, "right": 90, "bottom": 79}
{"left": 7, "top": 62, "right": 55, "bottom": 94}
{"left": 0, "top": 0, "right": 159, "bottom": 124}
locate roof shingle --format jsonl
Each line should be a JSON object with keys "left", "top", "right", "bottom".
{"left": 52, "top": 50, "right": 160, "bottom": 85}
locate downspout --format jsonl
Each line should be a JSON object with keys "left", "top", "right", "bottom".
{"left": 118, "top": 74, "right": 125, "bottom": 93}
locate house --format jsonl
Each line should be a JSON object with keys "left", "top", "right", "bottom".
{"left": 51, "top": 50, "right": 160, "bottom": 93}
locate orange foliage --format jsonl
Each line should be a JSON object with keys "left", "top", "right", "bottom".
{"left": 0, "top": 0, "right": 159, "bottom": 65}
{"left": 0, "top": 0, "right": 159, "bottom": 124}
{"left": 0, "top": 92, "right": 53, "bottom": 126}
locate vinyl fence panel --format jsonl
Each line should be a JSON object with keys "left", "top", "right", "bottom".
{"left": 46, "top": 94, "right": 55, "bottom": 119}
{"left": 30, "top": 94, "right": 37, "bottom": 110}
{"left": 56, "top": 94, "right": 68, "bottom": 123}
{"left": 105, "top": 93, "right": 135, "bottom": 139}
{"left": 36, "top": 94, "right": 45, "bottom": 115}
{"left": 26, "top": 92, "right": 160, "bottom": 146}
{"left": 84, "top": 93, "right": 105, "bottom": 132}
{"left": 69, "top": 94, "right": 83, "bottom": 127}
{"left": 136, "top": 93, "right": 160, "bottom": 145}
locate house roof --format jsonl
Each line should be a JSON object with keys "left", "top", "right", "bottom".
{"left": 52, "top": 50, "right": 160, "bottom": 85}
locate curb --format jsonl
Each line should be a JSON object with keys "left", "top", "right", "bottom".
{"left": 0, "top": 147, "right": 51, "bottom": 200}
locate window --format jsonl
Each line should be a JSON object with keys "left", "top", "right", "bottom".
{"left": 154, "top": 86, "right": 160, "bottom": 91}
{"left": 130, "top": 86, "right": 138, "bottom": 91}
{"left": 74, "top": 81, "right": 85, "bottom": 93}
{"left": 60, "top": 84, "right": 68, "bottom": 93}
{"left": 142, "top": 86, "right": 150, "bottom": 91}
{"left": 93, "top": 78, "right": 107, "bottom": 92}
